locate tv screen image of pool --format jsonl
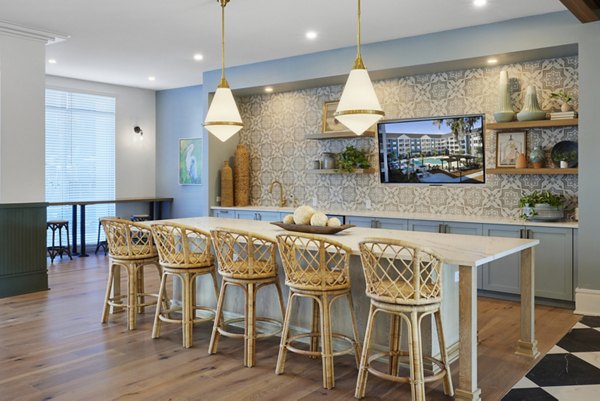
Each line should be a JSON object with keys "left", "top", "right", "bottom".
{"left": 377, "top": 114, "right": 485, "bottom": 184}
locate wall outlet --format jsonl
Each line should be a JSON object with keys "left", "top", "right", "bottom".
{"left": 312, "top": 196, "right": 318, "bottom": 207}
{"left": 365, "top": 198, "right": 371, "bottom": 209}
{"left": 454, "top": 271, "right": 460, "bottom": 283}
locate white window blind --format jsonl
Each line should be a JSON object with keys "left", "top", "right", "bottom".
{"left": 46, "top": 89, "right": 116, "bottom": 246}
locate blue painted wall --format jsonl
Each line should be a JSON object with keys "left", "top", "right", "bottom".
{"left": 156, "top": 85, "right": 207, "bottom": 217}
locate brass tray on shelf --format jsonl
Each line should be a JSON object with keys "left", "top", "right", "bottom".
{"left": 270, "top": 222, "right": 355, "bottom": 235}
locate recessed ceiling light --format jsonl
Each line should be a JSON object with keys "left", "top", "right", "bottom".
{"left": 264, "top": 87, "right": 273, "bottom": 93}
{"left": 473, "top": 0, "right": 487, "bottom": 7}
{"left": 48, "top": 59, "right": 57, "bottom": 64}
{"left": 306, "top": 31, "right": 318, "bottom": 40}
{"left": 487, "top": 58, "right": 498, "bottom": 64}
{"left": 193, "top": 53, "right": 204, "bottom": 61}
{"left": 148, "top": 76, "right": 156, "bottom": 81}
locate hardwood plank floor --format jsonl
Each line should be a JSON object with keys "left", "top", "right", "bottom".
{"left": 0, "top": 255, "right": 580, "bottom": 401}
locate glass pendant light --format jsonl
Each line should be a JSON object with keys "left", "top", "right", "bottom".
{"left": 335, "top": 0, "right": 384, "bottom": 135}
{"left": 204, "top": 0, "right": 243, "bottom": 142}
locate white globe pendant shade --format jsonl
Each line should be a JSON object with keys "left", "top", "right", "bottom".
{"left": 204, "top": 86, "right": 243, "bottom": 142}
{"left": 335, "top": 68, "right": 384, "bottom": 135}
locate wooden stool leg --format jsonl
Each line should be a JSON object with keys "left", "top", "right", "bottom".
{"left": 275, "top": 281, "right": 286, "bottom": 323}
{"left": 137, "top": 266, "right": 145, "bottom": 314}
{"left": 182, "top": 272, "right": 192, "bottom": 348}
{"left": 320, "top": 294, "right": 334, "bottom": 389}
{"left": 152, "top": 271, "right": 169, "bottom": 339}
{"left": 310, "top": 298, "right": 320, "bottom": 359}
{"left": 389, "top": 314, "right": 401, "bottom": 376}
{"left": 127, "top": 265, "right": 138, "bottom": 330}
{"left": 112, "top": 266, "right": 123, "bottom": 314}
{"left": 50, "top": 225, "right": 57, "bottom": 262}
{"left": 209, "top": 280, "right": 228, "bottom": 354}
{"left": 275, "top": 291, "right": 294, "bottom": 375}
{"left": 410, "top": 310, "right": 424, "bottom": 401}
{"left": 101, "top": 263, "right": 116, "bottom": 323}
{"left": 435, "top": 310, "right": 454, "bottom": 396}
{"left": 346, "top": 292, "right": 362, "bottom": 368}
{"left": 355, "top": 303, "right": 377, "bottom": 399}
{"left": 210, "top": 270, "right": 220, "bottom": 311}
{"left": 65, "top": 224, "right": 72, "bottom": 259}
{"left": 244, "top": 282, "right": 256, "bottom": 367}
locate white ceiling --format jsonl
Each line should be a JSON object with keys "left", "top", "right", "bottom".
{"left": 1, "top": 0, "right": 567, "bottom": 90}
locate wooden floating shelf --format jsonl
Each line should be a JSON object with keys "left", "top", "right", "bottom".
{"left": 487, "top": 168, "right": 578, "bottom": 175}
{"left": 304, "top": 131, "right": 376, "bottom": 140}
{"left": 308, "top": 168, "right": 376, "bottom": 174}
{"left": 486, "top": 118, "right": 578, "bottom": 130}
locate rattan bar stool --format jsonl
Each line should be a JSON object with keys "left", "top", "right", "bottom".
{"left": 151, "top": 222, "right": 219, "bottom": 348}
{"left": 100, "top": 218, "right": 161, "bottom": 330}
{"left": 209, "top": 228, "right": 285, "bottom": 367}
{"left": 95, "top": 216, "right": 119, "bottom": 255}
{"left": 47, "top": 220, "right": 72, "bottom": 262}
{"left": 275, "top": 232, "right": 361, "bottom": 389}
{"left": 355, "top": 238, "right": 453, "bottom": 401}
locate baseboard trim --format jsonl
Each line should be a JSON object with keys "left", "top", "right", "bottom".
{"left": 575, "top": 288, "right": 600, "bottom": 316}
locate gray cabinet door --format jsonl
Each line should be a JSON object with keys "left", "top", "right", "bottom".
{"left": 481, "top": 224, "right": 523, "bottom": 294}
{"left": 346, "top": 216, "right": 376, "bottom": 228}
{"left": 444, "top": 222, "right": 483, "bottom": 236}
{"left": 377, "top": 217, "right": 408, "bottom": 230}
{"left": 256, "top": 211, "right": 282, "bottom": 222}
{"left": 214, "top": 209, "right": 235, "bottom": 218}
{"left": 527, "top": 226, "right": 573, "bottom": 301}
{"left": 408, "top": 219, "right": 442, "bottom": 233}
{"left": 235, "top": 210, "right": 258, "bottom": 220}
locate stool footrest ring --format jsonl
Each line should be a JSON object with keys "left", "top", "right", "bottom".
{"left": 217, "top": 316, "right": 283, "bottom": 339}
{"left": 366, "top": 351, "right": 449, "bottom": 384}
{"left": 286, "top": 332, "right": 356, "bottom": 358}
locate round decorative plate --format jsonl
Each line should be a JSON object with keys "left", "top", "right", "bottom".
{"left": 551, "top": 140, "right": 578, "bottom": 168}
{"left": 270, "top": 222, "right": 354, "bottom": 235}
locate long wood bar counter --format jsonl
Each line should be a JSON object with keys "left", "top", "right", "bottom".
{"left": 145, "top": 216, "right": 539, "bottom": 401}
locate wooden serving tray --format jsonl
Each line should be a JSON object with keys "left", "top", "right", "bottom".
{"left": 270, "top": 222, "right": 355, "bottom": 235}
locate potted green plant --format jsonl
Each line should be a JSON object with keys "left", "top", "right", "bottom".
{"left": 550, "top": 90, "right": 574, "bottom": 112}
{"left": 337, "top": 145, "right": 371, "bottom": 173}
{"left": 553, "top": 150, "right": 577, "bottom": 168}
{"left": 518, "top": 191, "right": 565, "bottom": 221}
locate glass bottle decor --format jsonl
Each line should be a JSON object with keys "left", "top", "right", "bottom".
{"left": 494, "top": 70, "right": 515, "bottom": 122}
{"left": 529, "top": 145, "right": 545, "bottom": 169}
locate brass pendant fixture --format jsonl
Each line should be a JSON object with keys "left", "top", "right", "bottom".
{"left": 335, "top": 0, "right": 384, "bottom": 135}
{"left": 204, "top": 0, "right": 243, "bottom": 142}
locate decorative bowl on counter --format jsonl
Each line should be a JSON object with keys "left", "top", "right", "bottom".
{"left": 522, "top": 204, "right": 564, "bottom": 222}
{"left": 270, "top": 222, "right": 354, "bottom": 235}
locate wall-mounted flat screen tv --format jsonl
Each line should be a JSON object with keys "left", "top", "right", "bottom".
{"left": 377, "top": 114, "right": 485, "bottom": 184}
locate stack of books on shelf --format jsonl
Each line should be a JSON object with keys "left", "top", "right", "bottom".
{"left": 550, "top": 111, "right": 578, "bottom": 120}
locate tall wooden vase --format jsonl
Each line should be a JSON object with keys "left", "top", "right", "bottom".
{"left": 234, "top": 144, "right": 250, "bottom": 206}
{"left": 220, "top": 160, "right": 233, "bottom": 207}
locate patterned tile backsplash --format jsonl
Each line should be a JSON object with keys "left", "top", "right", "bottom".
{"left": 236, "top": 56, "right": 578, "bottom": 219}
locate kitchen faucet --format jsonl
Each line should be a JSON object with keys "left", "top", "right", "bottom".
{"left": 268, "top": 180, "right": 285, "bottom": 207}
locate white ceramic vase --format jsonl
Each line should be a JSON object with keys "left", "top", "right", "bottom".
{"left": 493, "top": 71, "right": 515, "bottom": 122}
{"left": 517, "top": 85, "right": 546, "bottom": 121}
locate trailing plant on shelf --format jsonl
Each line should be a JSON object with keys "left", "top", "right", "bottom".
{"left": 337, "top": 145, "right": 370, "bottom": 173}
{"left": 518, "top": 191, "right": 564, "bottom": 220}
{"left": 550, "top": 90, "right": 574, "bottom": 112}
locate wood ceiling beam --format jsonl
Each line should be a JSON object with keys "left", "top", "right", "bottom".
{"left": 560, "top": 0, "right": 600, "bottom": 23}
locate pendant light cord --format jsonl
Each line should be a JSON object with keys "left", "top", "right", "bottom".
{"left": 219, "top": 0, "right": 229, "bottom": 88}
{"left": 353, "top": 0, "right": 365, "bottom": 69}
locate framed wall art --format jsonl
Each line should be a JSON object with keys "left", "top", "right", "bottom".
{"left": 179, "top": 138, "right": 202, "bottom": 185}
{"left": 496, "top": 132, "right": 526, "bottom": 167}
{"left": 322, "top": 100, "right": 347, "bottom": 133}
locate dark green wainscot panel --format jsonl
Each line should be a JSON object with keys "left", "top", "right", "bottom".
{"left": 0, "top": 203, "right": 48, "bottom": 297}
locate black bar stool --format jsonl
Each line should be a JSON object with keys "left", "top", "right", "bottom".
{"left": 47, "top": 220, "right": 73, "bottom": 262}
{"left": 95, "top": 216, "right": 119, "bottom": 255}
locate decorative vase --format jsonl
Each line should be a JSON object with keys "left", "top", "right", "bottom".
{"left": 529, "top": 145, "right": 545, "bottom": 168}
{"left": 561, "top": 103, "right": 573, "bottom": 112}
{"left": 220, "top": 160, "right": 233, "bottom": 207}
{"left": 234, "top": 144, "right": 250, "bottom": 206}
{"left": 493, "top": 71, "right": 515, "bottom": 123}
{"left": 517, "top": 86, "right": 547, "bottom": 121}
{"left": 322, "top": 152, "right": 336, "bottom": 169}
{"left": 515, "top": 152, "right": 527, "bottom": 168}
{"left": 560, "top": 160, "right": 569, "bottom": 169}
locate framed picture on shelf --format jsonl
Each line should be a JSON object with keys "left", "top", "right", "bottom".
{"left": 179, "top": 138, "right": 202, "bottom": 185}
{"left": 322, "top": 100, "right": 347, "bottom": 133}
{"left": 496, "top": 131, "right": 526, "bottom": 167}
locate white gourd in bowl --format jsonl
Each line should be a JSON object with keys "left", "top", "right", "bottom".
{"left": 327, "top": 217, "right": 341, "bottom": 227}
{"left": 293, "top": 205, "right": 315, "bottom": 225}
{"left": 310, "top": 212, "right": 328, "bottom": 227}
{"left": 283, "top": 214, "right": 295, "bottom": 224}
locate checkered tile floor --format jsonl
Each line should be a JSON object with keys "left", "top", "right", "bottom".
{"left": 502, "top": 316, "right": 600, "bottom": 401}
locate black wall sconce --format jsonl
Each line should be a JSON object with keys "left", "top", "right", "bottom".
{"left": 134, "top": 126, "right": 144, "bottom": 139}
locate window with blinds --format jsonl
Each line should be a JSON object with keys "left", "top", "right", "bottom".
{"left": 46, "top": 89, "right": 116, "bottom": 246}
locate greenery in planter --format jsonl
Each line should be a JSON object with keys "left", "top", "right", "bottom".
{"left": 337, "top": 146, "right": 370, "bottom": 173}
{"left": 518, "top": 191, "right": 564, "bottom": 219}
{"left": 549, "top": 90, "right": 573, "bottom": 105}
{"left": 553, "top": 150, "right": 577, "bottom": 163}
